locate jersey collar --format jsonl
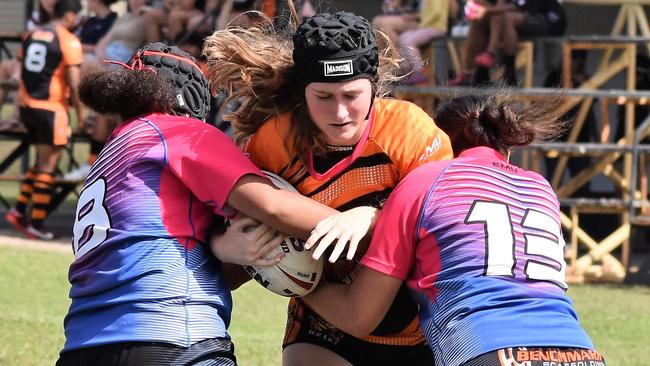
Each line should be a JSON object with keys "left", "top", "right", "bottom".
{"left": 306, "top": 105, "right": 375, "bottom": 181}
{"left": 458, "top": 146, "right": 507, "bottom": 161}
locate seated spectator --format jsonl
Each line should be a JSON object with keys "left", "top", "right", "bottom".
{"left": 166, "top": 0, "right": 207, "bottom": 43}
{"left": 401, "top": 0, "right": 459, "bottom": 84}
{"left": 144, "top": 0, "right": 177, "bottom": 43}
{"left": 449, "top": 0, "right": 566, "bottom": 86}
{"left": 65, "top": 0, "right": 150, "bottom": 181}
{"left": 78, "top": 0, "right": 118, "bottom": 58}
{"left": 96, "top": 0, "right": 149, "bottom": 63}
{"left": 214, "top": 0, "right": 285, "bottom": 30}
{"left": 78, "top": 0, "right": 119, "bottom": 80}
{"left": 372, "top": 0, "right": 420, "bottom": 46}
{"left": 0, "top": 59, "right": 22, "bottom": 130}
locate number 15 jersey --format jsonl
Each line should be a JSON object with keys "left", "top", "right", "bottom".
{"left": 362, "top": 147, "right": 594, "bottom": 366}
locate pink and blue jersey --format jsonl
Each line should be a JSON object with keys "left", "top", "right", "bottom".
{"left": 63, "top": 113, "right": 263, "bottom": 352}
{"left": 361, "top": 147, "right": 594, "bottom": 366}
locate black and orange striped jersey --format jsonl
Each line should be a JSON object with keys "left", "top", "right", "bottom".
{"left": 246, "top": 98, "right": 452, "bottom": 211}
{"left": 18, "top": 24, "right": 82, "bottom": 112}
{"left": 246, "top": 98, "right": 453, "bottom": 345}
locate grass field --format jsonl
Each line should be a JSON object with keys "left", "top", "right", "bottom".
{"left": 0, "top": 243, "right": 648, "bottom": 366}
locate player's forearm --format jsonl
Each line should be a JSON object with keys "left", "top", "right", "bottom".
{"left": 303, "top": 266, "right": 403, "bottom": 337}
{"left": 303, "top": 281, "right": 378, "bottom": 338}
{"left": 67, "top": 65, "right": 85, "bottom": 126}
{"left": 253, "top": 189, "right": 339, "bottom": 240}
{"left": 70, "top": 90, "right": 85, "bottom": 127}
{"left": 228, "top": 175, "right": 339, "bottom": 240}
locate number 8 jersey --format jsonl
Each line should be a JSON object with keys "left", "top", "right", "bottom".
{"left": 62, "top": 114, "right": 264, "bottom": 352}
{"left": 18, "top": 24, "right": 82, "bottom": 111}
{"left": 361, "top": 146, "right": 594, "bottom": 366}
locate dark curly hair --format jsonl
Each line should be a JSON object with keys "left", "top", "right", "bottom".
{"left": 79, "top": 69, "right": 176, "bottom": 120}
{"left": 434, "top": 89, "right": 568, "bottom": 157}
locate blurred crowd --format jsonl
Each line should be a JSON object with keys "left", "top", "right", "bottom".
{"left": 1, "top": 0, "right": 610, "bottom": 203}
{"left": 0, "top": 0, "right": 572, "bottom": 134}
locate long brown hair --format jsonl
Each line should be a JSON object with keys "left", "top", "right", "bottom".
{"left": 203, "top": 1, "right": 401, "bottom": 156}
{"left": 434, "top": 89, "right": 568, "bottom": 157}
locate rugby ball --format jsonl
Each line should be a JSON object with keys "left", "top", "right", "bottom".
{"left": 242, "top": 171, "right": 323, "bottom": 297}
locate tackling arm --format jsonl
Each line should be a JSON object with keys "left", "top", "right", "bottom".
{"left": 227, "top": 174, "right": 339, "bottom": 240}
{"left": 302, "top": 266, "right": 403, "bottom": 338}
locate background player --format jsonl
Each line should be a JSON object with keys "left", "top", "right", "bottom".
{"left": 57, "top": 42, "right": 368, "bottom": 366}
{"left": 5, "top": 0, "right": 85, "bottom": 240}
{"left": 204, "top": 8, "right": 452, "bottom": 366}
{"left": 302, "top": 91, "right": 606, "bottom": 366}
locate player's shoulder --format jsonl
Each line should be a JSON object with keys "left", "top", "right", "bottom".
{"left": 255, "top": 112, "right": 292, "bottom": 138}
{"left": 373, "top": 98, "right": 429, "bottom": 122}
{"left": 54, "top": 24, "right": 79, "bottom": 40}
{"left": 24, "top": 27, "right": 55, "bottom": 43}
{"left": 135, "top": 113, "right": 215, "bottom": 139}
{"left": 370, "top": 98, "right": 449, "bottom": 158}
{"left": 55, "top": 25, "right": 81, "bottom": 48}
{"left": 371, "top": 98, "right": 439, "bottom": 137}
{"left": 408, "top": 157, "right": 455, "bottom": 181}
{"left": 248, "top": 112, "right": 293, "bottom": 150}
{"left": 457, "top": 148, "right": 554, "bottom": 189}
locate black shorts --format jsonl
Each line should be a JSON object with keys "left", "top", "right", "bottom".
{"left": 464, "top": 347, "right": 606, "bottom": 366}
{"left": 56, "top": 338, "right": 237, "bottom": 366}
{"left": 20, "top": 106, "right": 70, "bottom": 146}
{"left": 283, "top": 301, "right": 434, "bottom": 366}
{"left": 518, "top": 12, "right": 552, "bottom": 38}
{"left": 233, "top": 0, "right": 256, "bottom": 11}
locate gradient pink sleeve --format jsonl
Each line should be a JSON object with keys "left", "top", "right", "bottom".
{"left": 361, "top": 165, "right": 439, "bottom": 280}
{"left": 164, "top": 124, "right": 265, "bottom": 216}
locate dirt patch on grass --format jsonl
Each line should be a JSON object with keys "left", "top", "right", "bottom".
{"left": 0, "top": 234, "right": 70, "bottom": 253}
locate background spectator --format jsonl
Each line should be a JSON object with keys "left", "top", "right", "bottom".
{"left": 144, "top": 0, "right": 176, "bottom": 43}
{"left": 166, "top": 0, "right": 206, "bottom": 43}
{"left": 64, "top": 0, "right": 150, "bottom": 181}
{"left": 401, "top": 0, "right": 459, "bottom": 84}
{"left": 78, "top": 0, "right": 118, "bottom": 57}
{"left": 96, "top": 0, "right": 149, "bottom": 63}
{"left": 372, "top": 0, "right": 420, "bottom": 45}
{"left": 449, "top": 0, "right": 566, "bottom": 86}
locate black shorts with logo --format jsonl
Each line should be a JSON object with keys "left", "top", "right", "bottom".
{"left": 20, "top": 106, "right": 70, "bottom": 146}
{"left": 56, "top": 338, "right": 237, "bottom": 366}
{"left": 283, "top": 301, "right": 434, "bottom": 366}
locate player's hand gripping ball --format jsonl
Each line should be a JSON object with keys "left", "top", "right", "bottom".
{"left": 231, "top": 172, "right": 324, "bottom": 297}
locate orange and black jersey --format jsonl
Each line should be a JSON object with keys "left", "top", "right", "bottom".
{"left": 18, "top": 24, "right": 82, "bottom": 111}
{"left": 246, "top": 98, "right": 453, "bottom": 344}
{"left": 246, "top": 98, "right": 452, "bottom": 211}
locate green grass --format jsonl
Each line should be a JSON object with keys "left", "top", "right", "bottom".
{"left": 0, "top": 243, "right": 648, "bottom": 365}
{"left": 0, "top": 244, "right": 288, "bottom": 366}
{"left": 569, "top": 284, "right": 650, "bottom": 365}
